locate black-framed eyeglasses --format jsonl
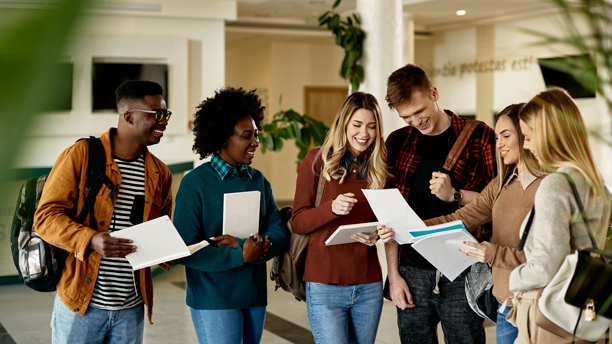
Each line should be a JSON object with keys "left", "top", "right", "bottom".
{"left": 126, "top": 109, "right": 172, "bottom": 122}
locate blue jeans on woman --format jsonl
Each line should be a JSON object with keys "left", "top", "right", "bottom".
{"left": 496, "top": 303, "right": 518, "bottom": 344}
{"left": 189, "top": 306, "right": 266, "bottom": 344}
{"left": 306, "top": 281, "right": 383, "bottom": 344}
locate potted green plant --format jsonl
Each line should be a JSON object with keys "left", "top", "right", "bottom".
{"left": 260, "top": 102, "right": 330, "bottom": 169}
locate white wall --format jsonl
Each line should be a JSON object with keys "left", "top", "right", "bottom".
{"left": 226, "top": 37, "right": 346, "bottom": 201}
{"left": 9, "top": 1, "right": 235, "bottom": 169}
{"left": 415, "top": 13, "right": 612, "bottom": 183}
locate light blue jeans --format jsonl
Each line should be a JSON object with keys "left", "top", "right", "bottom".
{"left": 51, "top": 294, "right": 144, "bottom": 344}
{"left": 189, "top": 306, "right": 266, "bottom": 344}
{"left": 496, "top": 303, "right": 518, "bottom": 344}
{"left": 306, "top": 281, "right": 383, "bottom": 344}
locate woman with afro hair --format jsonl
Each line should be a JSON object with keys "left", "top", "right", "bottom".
{"left": 174, "top": 87, "right": 289, "bottom": 344}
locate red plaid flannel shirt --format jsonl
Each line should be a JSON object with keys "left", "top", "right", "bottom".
{"left": 386, "top": 110, "right": 497, "bottom": 200}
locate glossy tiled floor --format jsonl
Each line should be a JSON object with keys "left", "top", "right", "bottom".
{"left": 0, "top": 263, "right": 496, "bottom": 343}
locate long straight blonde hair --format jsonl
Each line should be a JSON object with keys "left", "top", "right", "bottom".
{"left": 317, "top": 92, "right": 392, "bottom": 190}
{"left": 494, "top": 103, "right": 545, "bottom": 197}
{"left": 519, "top": 86, "right": 605, "bottom": 194}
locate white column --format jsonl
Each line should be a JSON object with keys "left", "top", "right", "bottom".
{"left": 357, "top": 0, "right": 406, "bottom": 138}
{"left": 357, "top": 0, "right": 405, "bottom": 284}
{"left": 404, "top": 13, "right": 415, "bottom": 65}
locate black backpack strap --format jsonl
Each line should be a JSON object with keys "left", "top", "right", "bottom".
{"left": 75, "top": 137, "right": 117, "bottom": 228}
{"left": 518, "top": 205, "right": 535, "bottom": 251}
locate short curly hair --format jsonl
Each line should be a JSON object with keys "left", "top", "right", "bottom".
{"left": 192, "top": 87, "right": 265, "bottom": 160}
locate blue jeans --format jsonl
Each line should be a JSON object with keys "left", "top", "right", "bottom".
{"left": 306, "top": 281, "right": 383, "bottom": 344}
{"left": 496, "top": 303, "right": 518, "bottom": 344}
{"left": 189, "top": 306, "right": 266, "bottom": 344}
{"left": 51, "top": 293, "right": 144, "bottom": 344}
{"left": 396, "top": 265, "right": 485, "bottom": 344}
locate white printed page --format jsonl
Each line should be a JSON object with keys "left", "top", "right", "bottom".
{"left": 362, "top": 188, "right": 426, "bottom": 244}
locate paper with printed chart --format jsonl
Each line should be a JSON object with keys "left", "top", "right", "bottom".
{"left": 361, "top": 188, "right": 426, "bottom": 244}
{"left": 110, "top": 215, "right": 209, "bottom": 270}
{"left": 223, "top": 190, "right": 261, "bottom": 239}
{"left": 325, "top": 222, "right": 379, "bottom": 246}
{"left": 411, "top": 226, "right": 479, "bottom": 281}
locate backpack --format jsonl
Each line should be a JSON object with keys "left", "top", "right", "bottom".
{"left": 270, "top": 171, "right": 326, "bottom": 301}
{"left": 10, "top": 137, "right": 116, "bottom": 292}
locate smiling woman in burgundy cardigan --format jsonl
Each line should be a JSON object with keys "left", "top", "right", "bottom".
{"left": 291, "top": 92, "right": 392, "bottom": 344}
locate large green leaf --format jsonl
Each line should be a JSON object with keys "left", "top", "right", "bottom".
{"left": 0, "top": 0, "right": 87, "bottom": 190}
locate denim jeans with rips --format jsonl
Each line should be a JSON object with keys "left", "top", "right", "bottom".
{"left": 51, "top": 293, "right": 144, "bottom": 344}
{"left": 189, "top": 306, "right": 266, "bottom": 344}
{"left": 396, "top": 264, "right": 485, "bottom": 344}
{"left": 306, "top": 281, "right": 383, "bottom": 344}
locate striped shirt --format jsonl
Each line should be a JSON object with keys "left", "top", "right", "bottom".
{"left": 89, "top": 153, "right": 145, "bottom": 310}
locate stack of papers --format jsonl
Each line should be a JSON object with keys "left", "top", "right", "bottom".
{"left": 410, "top": 221, "right": 479, "bottom": 281}
{"left": 362, "top": 188, "right": 479, "bottom": 281}
{"left": 110, "top": 216, "right": 208, "bottom": 270}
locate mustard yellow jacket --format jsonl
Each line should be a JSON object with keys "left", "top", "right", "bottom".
{"left": 34, "top": 128, "right": 173, "bottom": 324}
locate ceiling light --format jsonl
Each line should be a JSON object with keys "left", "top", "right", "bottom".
{"left": 456, "top": 10, "right": 466, "bottom": 16}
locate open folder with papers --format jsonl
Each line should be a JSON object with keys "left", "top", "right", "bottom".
{"left": 411, "top": 221, "right": 479, "bottom": 281}
{"left": 110, "top": 215, "right": 208, "bottom": 270}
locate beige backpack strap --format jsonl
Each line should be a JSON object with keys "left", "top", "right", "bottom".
{"left": 442, "top": 120, "right": 482, "bottom": 172}
{"left": 314, "top": 168, "right": 326, "bottom": 207}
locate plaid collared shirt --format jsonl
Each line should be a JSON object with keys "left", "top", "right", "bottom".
{"left": 210, "top": 154, "right": 252, "bottom": 180}
{"left": 386, "top": 110, "right": 497, "bottom": 200}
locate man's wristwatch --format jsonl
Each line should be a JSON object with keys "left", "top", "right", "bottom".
{"left": 452, "top": 189, "right": 463, "bottom": 203}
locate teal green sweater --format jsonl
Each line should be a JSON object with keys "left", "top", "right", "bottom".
{"left": 174, "top": 162, "right": 289, "bottom": 310}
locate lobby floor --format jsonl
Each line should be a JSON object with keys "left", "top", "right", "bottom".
{"left": 0, "top": 264, "right": 496, "bottom": 344}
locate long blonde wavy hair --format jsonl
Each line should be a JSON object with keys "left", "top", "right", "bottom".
{"left": 494, "top": 103, "right": 545, "bottom": 198}
{"left": 519, "top": 86, "right": 605, "bottom": 194}
{"left": 317, "top": 92, "right": 392, "bottom": 190}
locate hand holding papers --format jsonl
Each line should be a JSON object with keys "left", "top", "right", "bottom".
{"left": 362, "top": 188, "right": 425, "bottom": 244}
{"left": 223, "top": 191, "right": 260, "bottom": 239}
{"left": 110, "top": 216, "right": 208, "bottom": 270}
{"left": 325, "top": 222, "right": 379, "bottom": 246}
{"left": 411, "top": 221, "right": 479, "bottom": 281}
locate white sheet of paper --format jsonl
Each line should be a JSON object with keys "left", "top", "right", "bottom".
{"left": 223, "top": 191, "right": 260, "bottom": 239}
{"left": 110, "top": 216, "right": 203, "bottom": 270}
{"left": 411, "top": 228, "right": 479, "bottom": 281}
{"left": 325, "top": 222, "right": 379, "bottom": 246}
{"left": 362, "top": 188, "right": 426, "bottom": 244}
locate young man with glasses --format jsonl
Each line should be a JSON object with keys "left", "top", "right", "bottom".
{"left": 35, "top": 80, "right": 174, "bottom": 344}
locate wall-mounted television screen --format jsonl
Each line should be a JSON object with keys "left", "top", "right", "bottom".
{"left": 47, "top": 62, "right": 73, "bottom": 112}
{"left": 538, "top": 54, "right": 596, "bottom": 98}
{"left": 92, "top": 62, "right": 168, "bottom": 111}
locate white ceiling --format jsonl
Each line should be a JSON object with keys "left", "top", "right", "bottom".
{"left": 233, "top": 0, "right": 558, "bottom": 31}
